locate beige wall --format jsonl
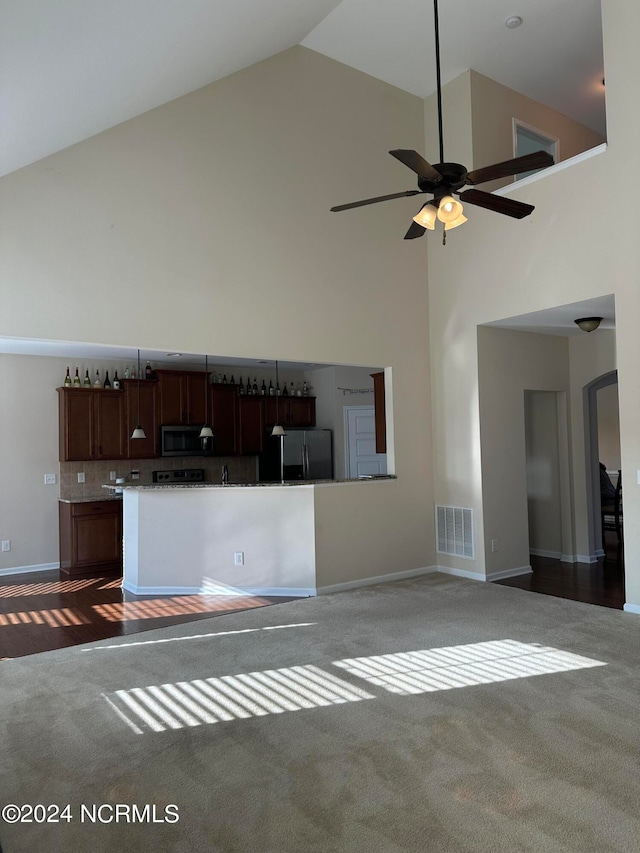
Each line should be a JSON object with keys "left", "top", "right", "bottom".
{"left": 525, "top": 391, "right": 563, "bottom": 557}
{"left": 0, "top": 46, "right": 434, "bottom": 585}
{"left": 424, "top": 69, "right": 604, "bottom": 188}
{"left": 477, "top": 328, "right": 571, "bottom": 576}
{"left": 424, "top": 71, "right": 473, "bottom": 168}
{"left": 470, "top": 71, "right": 606, "bottom": 191}
{"left": 429, "top": 0, "right": 640, "bottom": 605}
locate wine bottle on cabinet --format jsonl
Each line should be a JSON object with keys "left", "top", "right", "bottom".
{"left": 253, "top": 377, "right": 258, "bottom": 395}
{"left": 238, "top": 377, "right": 244, "bottom": 395}
{"left": 73, "top": 368, "right": 81, "bottom": 386}
{"left": 230, "top": 375, "right": 235, "bottom": 385}
{"left": 261, "top": 379, "right": 267, "bottom": 396}
{"left": 113, "top": 370, "right": 120, "bottom": 389}
{"left": 268, "top": 380, "right": 274, "bottom": 396}
{"left": 282, "top": 381, "right": 288, "bottom": 396}
{"left": 104, "top": 370, "right": 111, "bottom": 389}
{"left": 83, "top": 369, "right": 91, "bottom": 387}
{"left": 302, "top": 381, "right": 308, "bottom": 396}
{"left": 94, "top": 370, "right": 101, "bottom": 387}
{"left": 145, "top": 362, "right": 152, "bottom": 379}
{"left": 64, "top": 367, "right": 72, "bottom": 387}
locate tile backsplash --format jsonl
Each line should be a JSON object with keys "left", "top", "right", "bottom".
{"left": 59, "top": 456, "right": 258, "bottom": 500}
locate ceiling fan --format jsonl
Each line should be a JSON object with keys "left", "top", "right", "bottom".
{"left": 330, "top": 0, "right": 554, "bottom": 242}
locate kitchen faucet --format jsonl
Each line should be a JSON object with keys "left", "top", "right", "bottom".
{"left": 222, "top": 465, "right": 229, "bottom": 485}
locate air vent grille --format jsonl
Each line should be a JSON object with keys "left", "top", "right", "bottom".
{"left": 436, "top": 505, "right": 474, "bottom": 559}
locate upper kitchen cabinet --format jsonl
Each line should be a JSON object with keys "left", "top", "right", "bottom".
{"left": 122, "top": 379, "right": 158, "bottom": 459}
{"left": 58, "top": 388, "right": 126, "bottom": 461}
{"left": 155, "top": 370, "right": 206, "bottom": 426}
{"left": 238, "top": 396, "right": 265, "bottom": 455}
{"left": 371, "top": 372, "right": 386, "bottom": 454}
{"left": 264, "top": 396, "right": 316, "bottom": 428}
{"left": 210, "top": 384, "right": 238, "bottom": 456}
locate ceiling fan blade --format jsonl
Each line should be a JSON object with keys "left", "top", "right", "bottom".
{"left": 331, "top": 190, "right": 422, "bottom": 212}
{"left": 459, "top": 189, "right": 534, "bottom": 219}
{"left": 389, "top": 150, "right": 442, "bottom": 183}
{"left": 404, "top": 221, "right": 426, "bottom": 240}
{"left": 465, "top": 151, "right": 554, "bottom": 186}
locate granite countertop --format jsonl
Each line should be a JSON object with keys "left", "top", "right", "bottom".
{"left": 101, "top": 476, "right": 396, "bottom": 491}
{"left": 59, "top": 494, "right": 124, "bottom": 503}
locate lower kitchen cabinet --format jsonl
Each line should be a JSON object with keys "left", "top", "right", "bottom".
{"left": 59, "top": 500, "right": 123, "bottom": 577}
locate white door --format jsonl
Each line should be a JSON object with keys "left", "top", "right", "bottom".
{"left": 345, "top": 406, "right": 387, "bottom": 478}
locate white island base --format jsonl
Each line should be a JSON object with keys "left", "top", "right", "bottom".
{"left": 122, "top": 485, "right": 317, "bottom": 597}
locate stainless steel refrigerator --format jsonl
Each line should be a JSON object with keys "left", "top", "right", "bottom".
{"left": 259, "top": 428, "right": 333, "bottom": 482}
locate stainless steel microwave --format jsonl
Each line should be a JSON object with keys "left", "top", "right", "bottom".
{"left": 160, "top": 425, "right": 212, "bottom": 457}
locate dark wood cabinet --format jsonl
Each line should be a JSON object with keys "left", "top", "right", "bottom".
{"left": 123, "top": 379, "right": 158, "bottom": 459}
{"left": 59, "top": 500, "right": 122, "bottom": 577}
{"left": 210, "top": 384, "right": 238, "bottom": 456}
{"left": 286, "top": 397, "right": 316, "bottom": 427}
{"left": 371, "top": 372, "right": 386, "bottom": 454}
{"left": 264, "top": 395, "right": 316, "bottom": 428}
{"left": 238, "top": 396, "right": 265, "bottom": 455}
{"left": 58, "top": 388, "right": 125, "bottom": 461}
{"left": 155, "top": 369, "right": 207, "bottom": 425}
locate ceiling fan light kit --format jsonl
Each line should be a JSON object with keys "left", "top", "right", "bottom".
{"left": 413, "top": 203, "right": 437, "bottom": 230}
{"left": 330, "top": 0, "right": 553, "bottom": 243}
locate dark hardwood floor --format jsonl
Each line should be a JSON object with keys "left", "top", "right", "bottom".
{"left": 0, "top": 571, "right": 294, "bottom": 660}
{"left": 495, "top": 531, "right": 625, "bottom": 609}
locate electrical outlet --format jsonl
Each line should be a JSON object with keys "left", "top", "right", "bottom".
{"left": 109, "top": 471, "right": 117, "bottom": 481}
{"left": 1, "top": 540, "right": 10, "bottom": 552}
{"left": 44, "top": 473, "right": 57, "bottom": 485}
{"left": 491, "top": 539, "right": 499, "bottom": 553}
{"left": 77, "top": 472, "right": 85, "bottom": 484}
{"left": 234, "top": 551, "right": 244, "bottom": 566}
{"left": 131, "top": 470, "right": 140, "bottom": 480}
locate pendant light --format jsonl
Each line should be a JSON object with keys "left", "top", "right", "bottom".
{"left": 130, "top": 349, "right": 147, "bottom": 440}
{"left": 200, "top": 355, "right": 214, "bottom": 441}
{"left": 271, "top": 360, "right": 285, "bottom": 437}
{"left": 270, "top": 360, "right": 285, "bottom": 483}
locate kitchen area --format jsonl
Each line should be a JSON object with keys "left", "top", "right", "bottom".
{"left": 22, "top": 349, "right": 389, "bottom": 598}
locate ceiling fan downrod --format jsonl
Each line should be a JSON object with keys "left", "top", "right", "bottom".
{"left": 433, "top": 0, "right": 445, "bottom": 164}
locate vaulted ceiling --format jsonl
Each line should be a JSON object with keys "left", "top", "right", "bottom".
{"left": 1, "top": 0, "right": 605, "bottom": 179}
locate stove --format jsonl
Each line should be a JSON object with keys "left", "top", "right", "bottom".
{"left": 152, "top": 468, "right": 206, "bottom": 484}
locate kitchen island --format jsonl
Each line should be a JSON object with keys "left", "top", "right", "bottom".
{"left": 106, "top": 478, "right": 395, "bottom": 597}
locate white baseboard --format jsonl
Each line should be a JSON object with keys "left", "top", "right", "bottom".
{"left": 436, "top": 565, "right": 532, "bottom": 582}
{"left": 575, "top": 554, "right": 598, "bottom": 564}
{"left": 0, "top": 562, "right": 59, "bottom": 577}
{"left": 560, "top": 554, "right": 578, "bottom": 563}
{"left": 530, "top": 549, "right": 561, "bottom": 560}
{"left": 623, "top": 603, "right": 640, "bottom": 615}
{"left": 122, "top": 581, "right": 314, "bottom": 598}
{"left": 317, "top": 565, "right": 437, "bottom": 595}
{"left": 434, "top": 565, "right": 486, "bottom": 581}
{"left": 122, "top": 582, "right": 200, "bottom": 596}
{"left": 242, "top": 587, "right": 316, "bottom": 598}
{"left": 486, "top": 566, "right": 533, "bottom": 582}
